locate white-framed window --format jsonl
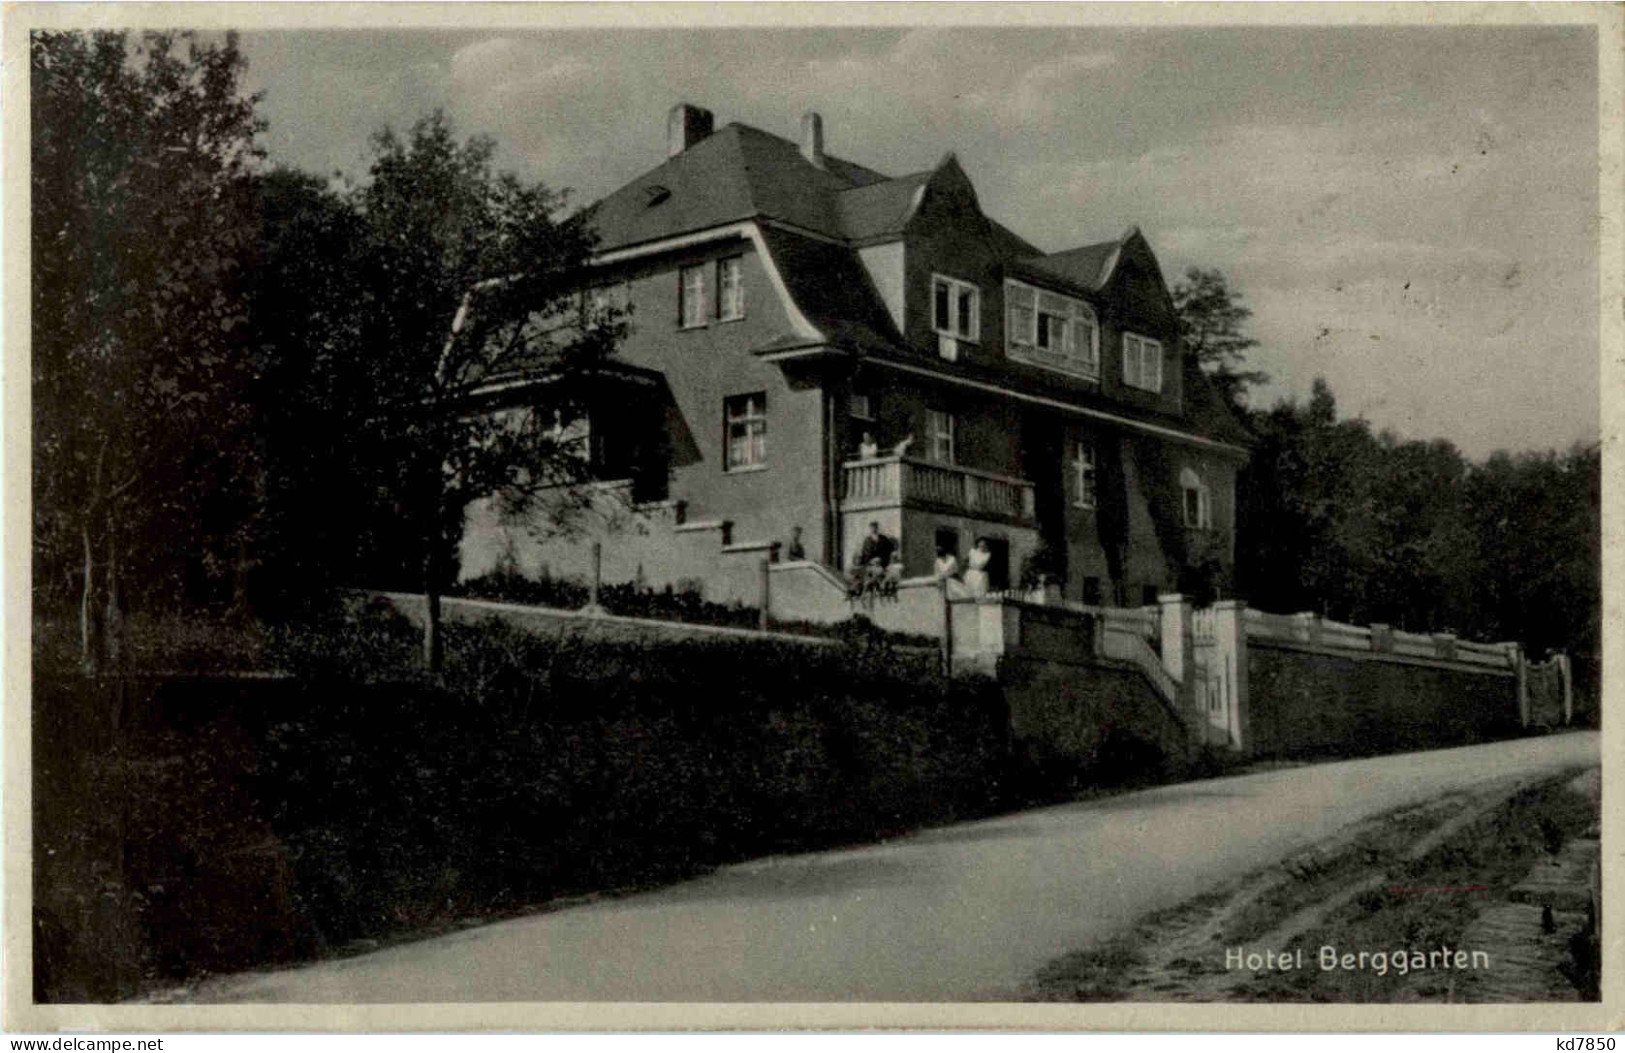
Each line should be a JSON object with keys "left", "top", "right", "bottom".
{"left": 1072, "top": 441, "right": 1097, "bottom": 510}
{"left": 716, "top": 256, "right": 745, "bottom": 322}
{"left": 1123, "top": 332, "right": 1164, "bottom": 392}
{"left": 932, "top": 274, "right": 979, "bottom": 342}
{"left": 679, "top": 264, "right": 707, "bottom": 328}
{"left": 1180, "top": 466, "right": 1212, "bottom": 529}
{"left": 725, "top": 393, "right": 767, "bottom": 471}
{"left": 925, "top": 408, "right": 955, "bottom": 464}
{"left": 1005, "top": 280, "right": 1100, "bottom": 379}
{"left": 1007, "top": 282, "right": 1036, "bottom": 348}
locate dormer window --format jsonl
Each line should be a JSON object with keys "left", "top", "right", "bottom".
{"left": 1123, "top": 332, "right": 1163, "bottom": 393}
{"left": 1005, "top": 280, "right": 1099, "bottom": 379}
{"left": 932, "top": 275, "right": 979, "bottom": 343}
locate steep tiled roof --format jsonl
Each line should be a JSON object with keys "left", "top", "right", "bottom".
{"left": 589, "top": 123, "right": 891, "bottom": 251}
{"left": 585, "top": 128, "right": 755, "bottom": 251}
{"left": 986, "top": 218, "right": 1044, "bottom": 260}
{"left": 589, "top": 122, "right": 1045, "bottom": 256}
{"left": 834, "top": 171, "right": 931, "bottom": 242}
{"left": 1020, "top": 238, "right": 1122, "bottom": 291}
{"left": 757, "top": 226, "right": 901, "bottom": 352}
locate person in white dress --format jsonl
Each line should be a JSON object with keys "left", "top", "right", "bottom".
{"left": 935, "top": 544, "right": 967, "bottom": 599}
{"left": 963, "top": 538, "right": 992, "bottom": 597}
{"left": 858, "top": 432, "right": 879, "bottom": 460}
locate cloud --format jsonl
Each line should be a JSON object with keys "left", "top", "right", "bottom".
{"left": 796, "top": 31, "right": 1122, "bottom": 145}
{"left": 1004, "top": 50, "right": 1120, "bottom": 120}
{"left": 449, "top": 37, "right": 594, "bottom": 98}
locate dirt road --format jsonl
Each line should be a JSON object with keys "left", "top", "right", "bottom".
{"left": 184, "top": 731, "right": 1599, "bottom": 1003}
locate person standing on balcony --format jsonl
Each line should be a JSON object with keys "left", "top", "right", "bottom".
{"left": 786, "top": 525, "right": 806, "bottom": 561}
{"left": 964, "top": 537, "right": 992, "bottom": 597}
{"left": 858, "top": 432, "right": 879, "bottom": 460}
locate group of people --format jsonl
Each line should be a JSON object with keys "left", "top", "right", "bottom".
{"left": 934, "top": 537, "right": 993, "bottom": 599}
{"left": 850, "top": 521, "right": 903, "bottom": 599}
{"left": 846, "top": 521, "right": 995, "bottom": 601}
{"left": 856, "top": 431, "right": 913, "bottom": 460}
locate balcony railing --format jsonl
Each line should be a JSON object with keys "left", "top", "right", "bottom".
{"left": 841, "top": 455, "right": 1037, "bottom": 524}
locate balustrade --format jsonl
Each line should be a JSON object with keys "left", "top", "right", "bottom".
{"left": 840, "top": 455, "right": 1036, "bottom": 524}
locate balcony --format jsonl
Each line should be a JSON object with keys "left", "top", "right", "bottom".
{"left": 840, "top": 455, "right": 1037, "bottom": 525}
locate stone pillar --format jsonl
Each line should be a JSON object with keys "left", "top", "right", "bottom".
{"left": 1158, "top": 593, "right": 1194, "bottom": 690}
{"left": 1210, "top": 600, "right": 1250, "bottom": 753}
{"left": 582, "top": 541, "right": 607, "bottom": 616}
{"left": 1509, "top": 643, "right": 1529, "bottom": 727}
{"left": 1294, "top": 611, "right": 1321, "bottom": 646}
{"left": 758, "top": 559, "right": 771, "bottom": 632}
{"left": 1555, "top": 650, "right": 1573, "bottom": 725}
{"left": 952, "top": 598, "right": 1011, "bottom": 678}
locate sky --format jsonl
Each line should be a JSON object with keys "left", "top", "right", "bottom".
{"left": 235, "top": 24, "right": 1601, "bottom": 459}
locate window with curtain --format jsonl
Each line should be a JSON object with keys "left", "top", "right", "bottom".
{"left": 725, "top": 393, "right": 767, "bottom": 470}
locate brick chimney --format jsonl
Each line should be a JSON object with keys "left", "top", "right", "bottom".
{"left": 800, "top": 111, "right": 825, "bottom": 168}
{"left": 667, "top": 103, "right": 714, "bottom": 157}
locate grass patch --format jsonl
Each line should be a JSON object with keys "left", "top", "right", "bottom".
{"left": 1026, "top": 889, "right": 1232, "bottom": 1001}
{"left": 1217, "top": 800, "right": 1459, "bottom": 946}
{"left": 1030, "top": 943, "right": 1147, "bottom": 1002}
{"left": 1238, "top": 771, "right": 1596, "bottom": 1002}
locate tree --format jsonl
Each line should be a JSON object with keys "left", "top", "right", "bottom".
{"left": 1172, "top": 267, "right": 1270, "bottom": 412}
{"left": 1237, "top": 374, "right": 1600, "bottom": 662}
{"left": 239, "top": 168, "right": 370, "bottom": 614}
{"left": 1463, "top": 444, "right": 1600, "bottom": 656}
{"left": 348, "top": 113, "right": 629, "bottom": 672}
{"left": 31, "top": 30, "right": 265, "bottom": 669}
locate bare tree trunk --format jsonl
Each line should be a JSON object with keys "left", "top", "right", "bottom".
{"left": 79, "top": 522, "right": 97, "bottom": 674}
{"left": 103, "top": 521, "right": 123, "bottom": 670}
{"left": 230, "top": 534, "right": 252, "bottom": 623}
{"left": 423, "top": 547, "right": 444, "bottom": 675}
{"left": 80, "top": 443, "right": 109, "bottom": 674}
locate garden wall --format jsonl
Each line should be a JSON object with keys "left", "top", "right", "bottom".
{"left": 996, "top": 653, "right": 1190, "bottom": 786}
{"left": 1244, "top": 640, "right": 1523, "bottom": 759}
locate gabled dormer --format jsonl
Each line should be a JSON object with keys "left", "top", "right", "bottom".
{"left": 1092, "top": 228, "right": 1184, "bottom": 414}
{"left": 1013, "top": 227, "right": 1185, "bottom": 414}
{"left": 888, "top": 154, "right": 1031, "bottom": 366}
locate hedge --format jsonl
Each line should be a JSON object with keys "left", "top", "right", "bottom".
{"left": 34, "top": 602, "right": 1015, "bottom": 1002}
